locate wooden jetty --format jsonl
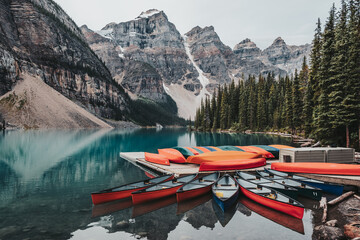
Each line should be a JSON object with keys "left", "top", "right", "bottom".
{"left": 120, "top": 152, "right": 360, "bottom": 187}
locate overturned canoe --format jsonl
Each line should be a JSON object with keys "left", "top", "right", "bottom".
{"left": 236, "top": 177, "right": 304, "bottom": 219}
{"left": 158, "top": 148, "right": 186, "bottom": 163}
{"left": 265, "top": 168, "right": 344, "bottom": 196}
{"left": 132, "top": 174, "right": 197, "bottom": 205}
{"left": 236, "top": 146, "right": 275, "bottom": 159}
{"left": 237, "top": 171, "right": 298, "bottom": 200}
{"left": 271, "top": 162, "right": 360, "bottom": 176}
{"left": 252, "top": 145, "right": 280, "bottom": 159}
{"left": 268, "top": 144, "right": 294, "bottom": 149}
{"left": 199, "top": 158, "right": 266, "bottom": 172}
{"left": 91, "top": 174, "right": 173, "bottom": 205}
{"left": 187, "top": 151, "right": 261, "bottom": 164}
{"left": 212, "top": 174, "right": 240, "bottom": 212}
{"left": 177, "top": 172, "right": 219, "bottom": 202}
{"left": 144, "top": 152, "right": 170, "bottom": 166}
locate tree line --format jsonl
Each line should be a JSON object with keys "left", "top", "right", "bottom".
{"left": 193, "top": 0, "right": 360, "bottom": 149}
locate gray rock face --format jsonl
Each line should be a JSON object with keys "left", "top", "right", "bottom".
{"left": 0, "top": 0, "right": 130, "bottom": 120}
{"left": 261, "top": 37, "right": 311, "bottom": 74}
{"left": 81, "top": 25, "right": 168, "bottom": 103}
{"left": 185, "top": 26, "right": 232, "bottom": 85}
{"left": 98, "top": 9, "right": 199, "bottom": 88}
{"left": 233, "top": 38, "right": 261, "bottom": 60}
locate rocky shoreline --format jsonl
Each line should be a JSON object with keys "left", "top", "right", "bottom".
{"left": 313, "top": 194, "right": 360, "bottom": 240}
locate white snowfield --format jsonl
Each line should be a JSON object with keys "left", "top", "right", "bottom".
{"left": 136, "top": 9, "right": 161, "bottom": 19}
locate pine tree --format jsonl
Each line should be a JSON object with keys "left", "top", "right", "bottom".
{"left": 328, "top": 0, "right": 349, "bottom": 144}
{"left": 238, "top": 80, "right": 247, "bottom": 130}
{"left": 344, "top": 0, "right": 360, "bottom": 148}
{"left": 313, "top": 4, "right": 337, "bottom": 143}
{"left": 257, "top": 75, "right": 266, "bottom": 130}
{"left": 248, "top": 76, "right": 257, "bottom": 130}
{"left": 309, "top": 18, "right": 323, "bottom": 107}
{"left": 284, "top": 75, "right": 293, "bottom": 131}
{"left": 220, "top": 85, "right": 229, "bottom": 129}
{"left": 292, "top": 69, "right": 303, "bottom": 134}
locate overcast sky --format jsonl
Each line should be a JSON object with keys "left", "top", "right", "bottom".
{"left": 54, "top": 0, "right": 341, "bottom": 50}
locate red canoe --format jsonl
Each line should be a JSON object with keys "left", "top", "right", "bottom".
{"left": 271, "top": 162, "right": 360, "bottom": 176}
{"left": 144, "top": 152, "right": 170, "bottom": 166}
{"left": 176, "top": 172, "right": 219, "bottom": 202}
{"left": 199, "top": 158, "right": 266, "bottom": 172}
{"left": 186, "top": 151, "right": 261, "bottom": 164}
{"left": 132, "top": 174, "right": 197, "bottom": 205}
{"left": 91, "top": 174, "right": 173, "bottom": 205}
{"left": 236, "top": 177, "right": 304, "bottom": 219}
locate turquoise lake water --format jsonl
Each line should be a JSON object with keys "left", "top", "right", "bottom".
{"left": 0, "top": 129, "right": 318, "bottom": 239}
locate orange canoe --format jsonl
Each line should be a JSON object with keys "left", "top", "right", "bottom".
{"left": 144, "top": 152, "right": 170, "bottom": 166}
{"left": 271, "top": 162, "right": 360, "bottom": 176}
{"left": 237, "top": 146, "right": 274, "bottom": 159}
{"left": 186, "top": 151, "right": 261, "bottom": 164}
{"left": 269, "top": 145, "right": 294, "bottom": 149}
{"left": 199, "top": 158, "right": 266, "bottom": 172}
{"left": 158, "top": 148, "right": 186, "bottom": 163}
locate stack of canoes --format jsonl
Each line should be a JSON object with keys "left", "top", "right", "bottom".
{"left": 142, "top": 144, "right": 294, "bottom": 171}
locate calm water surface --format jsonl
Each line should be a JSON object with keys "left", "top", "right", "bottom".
{"left": 0, "top": 129, "right": 318, "bottom": 239}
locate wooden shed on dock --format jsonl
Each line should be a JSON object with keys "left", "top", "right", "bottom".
{"left": 279, "top": 147, "right": 355, "bottom": 163}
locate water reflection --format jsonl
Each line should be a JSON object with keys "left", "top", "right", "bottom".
{"left": 0, "top": 129, "right": 298, "bottom": 240}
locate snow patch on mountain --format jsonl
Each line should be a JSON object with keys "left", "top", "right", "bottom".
{"left": 96, "top": 28, "right": 114, "bottom": 40}
{"left": 136, "top": 9, "right": 161, "bottom": 19}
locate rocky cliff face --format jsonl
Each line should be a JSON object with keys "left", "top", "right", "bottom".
{"left": 0, "top": 0, "right": 131, "bottom": 127}
{"left": 185, "top": 26, "right": 233, "bottom": 87}
{"left": 261, "top": 37, "right": 311, "bottom": 74}
{"left": 81, "top": 24, "right": 167, "bottom": 103}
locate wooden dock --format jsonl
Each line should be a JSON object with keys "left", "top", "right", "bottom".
{"left": 120, "top": 152, "right": 360, "bottom": 187}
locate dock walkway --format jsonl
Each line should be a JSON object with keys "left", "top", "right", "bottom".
{"left": 120, "top": 152, "right": 360, "bottom": 187}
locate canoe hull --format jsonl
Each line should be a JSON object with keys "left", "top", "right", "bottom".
{"left": 271, "top": 162, "right": 360, "bottom": 176}
{"left": 132, "top": 185, "right": 182, "bottom": 205}
{"left": 199, "top": 158, "right": 266, "bottom": 172}
{"left": 177, "top": 185, "right": 212, "bottom": 202}
{"left": 299, "top": 180, "right": 343, "bottom": 196}
{"left": 240, "top": 187, "right": 304, "bottom": 219}
{"left": 92, "top": 188, "right": 142, "bottom": 205}
{"left": 213, "top": 188, "right": 239, "bottom": 212}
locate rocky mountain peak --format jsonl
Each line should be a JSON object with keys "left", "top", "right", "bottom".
{"left": 233, "top": 38, "right": 258, "bottom": 51}
{"left": 272, "top": 37, "right": 286, "bottom": 46}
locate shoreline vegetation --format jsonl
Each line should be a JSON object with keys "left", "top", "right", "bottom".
{"left": 192, "top": 1, "right": 360, "bottom": 151}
